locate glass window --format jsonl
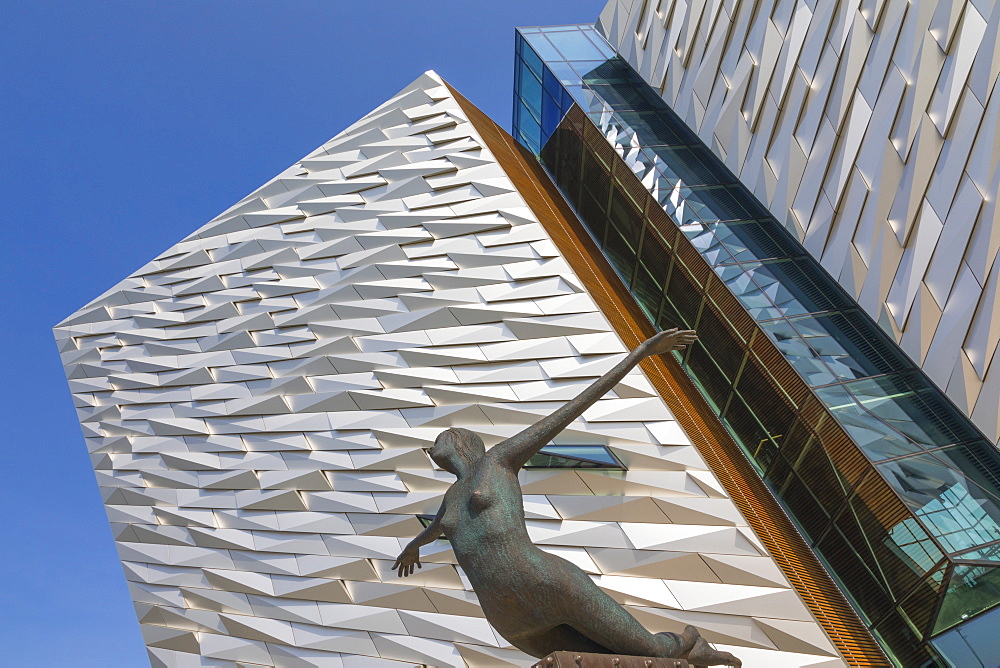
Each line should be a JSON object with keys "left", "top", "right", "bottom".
{"left": 580, "top": 27, "right": 618, "bottom": 60}
{"left": 519, "top": 36, "right": 548, "bottom": 77}
{"left": 680, "top": 185, "right": 758, "bottom": 222}
{"left": 714, "top": 263, "right": 784, "bottom": 320}
{"left": 529, "top": 71, "right": 1000, "bottom": 664}
{"left": 541, "top": 91, "right": 564, "bottom": 141}
{"left": 518, "top": 61, "right": 544, "bottom": 120}
{"left": 766, "top": 454, "right": 835, "bottom": 541}
{"left": 710, "top": 219, "right": 804, "bottom": 262}
{"left": 839, "top": 373, "right": 987, "bottom": 450}
{"left": 683, "top": 223, "right": 739, "bottom": 267}
{"left": 647, "top": 146, "right": 729, "bottom": 187}
{"left": 877, "top": 453, "right": 1000, "bottom": 555}
{"left": 545, "top": 60, "right": 580, "bottom": 85}
{"left": 934, "top": 565, "right": 1000, "bottom": 634}
{"left": 516, "top": 103, "right": 541, "bottom": 153}
{"left": 534, "top": 445, "right": 623, "bottom": 468}
{"left": 570, "top": 60, "right": 612, "bottom": 79}
{"left": 816, "top": 384, "right": 926, "bottom": 461}
{"left": 542, "top": 64, "right": 563, "bottom": 98}
{"left": 616, "top": 109, "right": 692, "bottom": 146}
{"left": 580, "top": 82, "right": 650, "bottom": 111}
{"left": 777, "top": 311, "right": 914, "bottom": 383}
{"left": 545, "top": 29, "right": 608, "bottom": 61}
{"left": 760, "top": 320, "right": 838, "bottom": 386}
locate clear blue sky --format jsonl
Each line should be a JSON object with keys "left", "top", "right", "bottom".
{"left": 1, "top": 1, "right": 607, "bottom": 664}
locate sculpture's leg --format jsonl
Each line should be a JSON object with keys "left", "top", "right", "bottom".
{"left": 512, "top": 624, "right": 613, "bottom": 658}
{"left": 513, "top": 554, "right": 693, "bottom": 658}
{"left": 561, "top": 592, "right": 689, "bottom": 658}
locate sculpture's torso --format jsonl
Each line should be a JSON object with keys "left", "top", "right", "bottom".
{"left": 438, "top": 456, "right": 598, "bottom": 642}
{"left": 439, "top": 457, "right": 533, "bottom": 576}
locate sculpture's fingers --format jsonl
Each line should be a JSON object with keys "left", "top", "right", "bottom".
{"left": 649, "top": 329, "right": 676, "bottom": 343}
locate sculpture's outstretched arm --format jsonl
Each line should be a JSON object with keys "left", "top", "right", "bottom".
{"left": 489, "top": 329, "right": 697, "bottom": 470}
{"left": 393, "top": 499, "right": 446, "bottom": 577}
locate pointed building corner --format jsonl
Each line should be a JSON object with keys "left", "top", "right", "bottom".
{"left": 56, "top": 48, "right": 874, "bottom": 668}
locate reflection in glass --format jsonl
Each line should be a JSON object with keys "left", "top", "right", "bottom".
{"left": 935, "top": 565, "right": 1000, "bottom": 634}
{"left": 514, "top": 23, "right": 1000, "bottom": 661}
{"left": 842, "top": 373, "right": 987, "bottom": 450}
{"left": 761, "top": 320, "right": 838, "bottom": 387}
{"left": 525, "top": 445, "right": 624, "bottom": 469}
{"left": 545, "top": 29, "right": 609, "bottom": 61}
{"left": 878, "top": 454, "right": 1000, "bottom": 555}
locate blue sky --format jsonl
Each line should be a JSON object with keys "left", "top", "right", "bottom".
{"left": 1, "top": 1, "right": 607, "bottom": 663}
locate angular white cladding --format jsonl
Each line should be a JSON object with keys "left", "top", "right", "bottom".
{"left": 55, "top": 71, "right": 843, "bottom": 667}
{"left": 599, "top": 0, "right": 1000, "bottom": 445}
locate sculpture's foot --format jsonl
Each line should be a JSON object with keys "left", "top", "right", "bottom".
{"left": 684, "top": 636, "right": 741, "bottom": 668}
{"left": 676, "top": 625, "right": 700, "bottom": 656}
{"left": 675, "top": 626, "right": 740, "bottom": 667}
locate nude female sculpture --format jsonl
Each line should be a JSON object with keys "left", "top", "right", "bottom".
{"left": 392, "top": 329, "right": 741, "bottom": 666}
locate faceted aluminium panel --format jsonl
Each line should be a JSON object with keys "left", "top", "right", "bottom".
{"left": 56, "top": 72, "right": 844, "bottom": 667}
{"left": 598, "top": 0, "right": 1000, "bottom": 445}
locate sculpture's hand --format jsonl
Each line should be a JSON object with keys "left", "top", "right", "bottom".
{"left": 392, "top": 544, "right": 421, "bottom": 578}
{"left": 639, "top": 328, "right": 698, "bottom": 357}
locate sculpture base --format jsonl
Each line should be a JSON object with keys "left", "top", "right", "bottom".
{"left": 532, "top": 651, "right": 690, "bottom": 668}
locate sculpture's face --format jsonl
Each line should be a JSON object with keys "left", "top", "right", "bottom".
{"left": 429, "top": 430, "right": 460, "bottom": 473}
{"left": 429, "top": 428, "right": 485, "bottom": 475}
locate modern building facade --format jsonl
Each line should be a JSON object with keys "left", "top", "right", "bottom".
{"left": 510, "top": 6, "right": 1000, "bottom": 666}
{"left": 598, "top": 0, "right": 1000, "bottom": 448}
{"left": 56, "top": 2, "right": 1000, "bottom": 667}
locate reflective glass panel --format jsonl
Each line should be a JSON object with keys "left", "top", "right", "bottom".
{"left": 546, "top": 29, "right": 614, "bottom": 62}
{"left": 934, "top": 565, "right": 1000, "bottom": 634}
{"left": 761, "top": 319, "right": 838, "bottom": 386}
{"left": 520, "top": 32, "right": 558, "bottom": 67}
{"left": 817, "top": 384, "right": 928, "bottom": 461}
{"left": 516, "top": 23, "right": 1000, "bottom": 660}
{"left": 842, "top": 373, "right": 988, "bottom": 449}
{"left": 877, "top": 453, "right": 1000, "bottom": 555}
{"left": 526, "top": 445, "right": 624, "bottom": 469}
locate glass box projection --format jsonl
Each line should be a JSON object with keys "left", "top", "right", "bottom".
{"left": 513, "top": 21, "right": 1000, "bottom": 668}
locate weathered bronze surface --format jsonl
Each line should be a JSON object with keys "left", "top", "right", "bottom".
{"left": 393, "top": 330, "right": 741, "bottom": 667}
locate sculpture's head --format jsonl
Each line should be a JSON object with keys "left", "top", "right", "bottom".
{"left": 429, "top": 427, "right": 485, "bottom": 474}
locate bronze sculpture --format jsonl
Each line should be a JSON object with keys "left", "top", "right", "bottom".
{"left": 393, "top": 329, "right": 741, "bottom": 666}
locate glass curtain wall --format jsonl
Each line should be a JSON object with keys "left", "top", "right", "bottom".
{"left": 513, "top": 24, "right": 1000, "bottom": 668}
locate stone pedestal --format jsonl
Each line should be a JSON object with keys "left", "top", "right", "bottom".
{"left": 531, "top": 651, "right": 690, "bottom": 668}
